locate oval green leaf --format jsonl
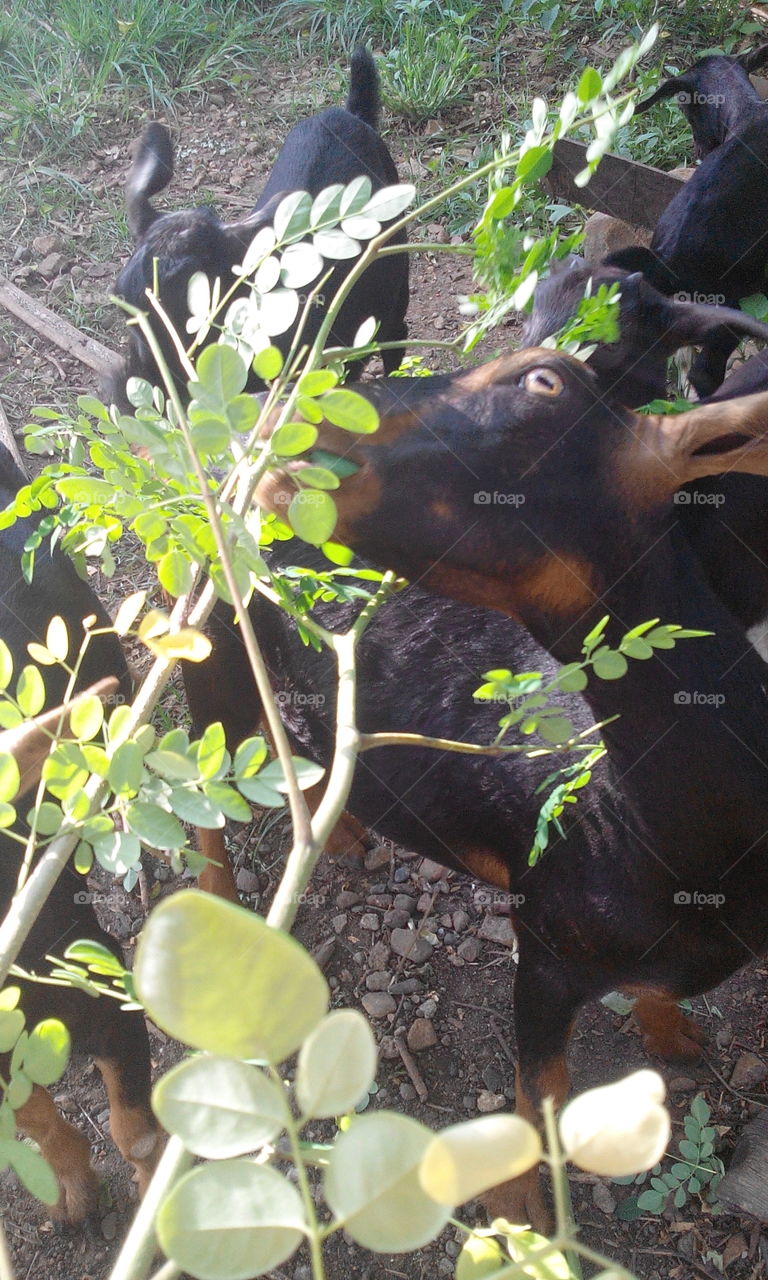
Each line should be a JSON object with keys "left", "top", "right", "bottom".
{"left": 296, "top": 1009, "right": 377, "bottom": 1119}
{"left": 287, "top": 491, "right": 337, "bottom": 546}
{"left": 134, "top": 891, "right": 329, "bottom": 1061}
{"left": 22, "top": 1019, "right": 70, "bottom": 1086}
{"left": 157, "top": 1159, "right": 306, "bottom": 1280}
{"left": 154, "top": 1055, "right": 289, "bottom": 1158}
{"left": 270, "top": 422, "right": 318, "bottom": 458}
{"left": 319, "top": 389, "right": 379, "bottom": 434}
{"left": 69, "top": 695, "right": 104, "bottom": 742}
{"left": 324, "top": 1111, "right": 450, "bottom": 1251}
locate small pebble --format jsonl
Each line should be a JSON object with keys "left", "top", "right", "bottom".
{"left": 379, "top": 1035, "right": 400, "bottom": 1060}
{"left": 731, "top": 1052, "right": 768, "bottom": 1089}
{"left": 336, "top": 890, "right": 362, "bottom": 909}
{"left": 366, "top": 971, "right": 392, "bottom": 991}
{"left": 445, "top": 1240, "right": 461, "bottom": 1258}
{"left": 364, "top": 845, "right": 391, "bottom": 872}
{"left": 479, "top": 915, "right": 516, "bottom": 947}
{"left": 477, "top": 1090, "right": 506, "bottom": 1113}
{"left": 235, "top": 868, "right": 260, "bottom": 893}
{"left": 366, "top": 893, "right": 393, "bottom": 909}
{"left": 592, "top": 1182, "right": 616, "bottom": 1215}
{"left": 101, "top": 1212, "right": 118, "bottom": 1241}
{"left": 332, "top": 913, "right": 347, "bottom": 934}
{"left": 384, "top": 908, "right": 411, "bottom": 929}
{"left": 393, "top": 866, "right": 410, "bottom": 883}
{"left": 407, "top": 1018, "right": 438, "bottom": 1052}
{"left": 369, "top": 940, "right": 391, "bottom": 970}
{"left": 400, "top": 1082, "right": 418, "bottom": 1102}
{"left": 359, "top": 912, "right": 380, "bottom": 932}
{"left": 390, "top": 977, "right": 424, "bottom": 995}
{"left": 417, "top": 892, "right": 433, "bottom": 913}
{"left": 390, "top": 928, "right": 434, "bottom": 964}
{"left": 393, "top": 894, "right": 416, "bottom": 913}
{"left": 418, "top": 998, "right": 438, "bottom": 1019}
{"left": 419, "top": 857, "right": 448, "bottom": 882}
{"left": 362, "top": 992, "right": 396, "bottom": 1018}
{"left": 457, "top": 937, "right": 481, "bottom": 962}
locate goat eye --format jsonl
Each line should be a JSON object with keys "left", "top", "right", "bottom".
{"left": 522, "top": 367, "right": 564, "bottom": 397}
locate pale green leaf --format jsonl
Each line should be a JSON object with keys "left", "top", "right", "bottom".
{"left": 324, "top": 1112, "right": 450, "bottom": 1251}
{"left": 296, "top": 1009, "right": 377, "bottom": 1119}
{"left": 134, "top": 891, "right": 328, "bottom": 1061}
{"left": 154, "top": 1056, "right": 289, "bottom": 1157}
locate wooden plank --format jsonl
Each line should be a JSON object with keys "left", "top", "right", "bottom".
{"left": 718, "top": 1112, "right": 768, "bottom": 1221}
{"left": 544, "top": 139, "right": 686, "bottom": 230}
{"left": 0, "top": 274, "right": 121, "bottom": 380}
{"left": 0, "top": 394, "right": 28, "bottom": 479}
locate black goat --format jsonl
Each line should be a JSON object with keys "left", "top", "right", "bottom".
{"left": 636, "top": 44, "right": 768, "bottom": 158}
{"left": 605, "top": 94, "right": 768, "bottom": 396}
{"left": 522, "top": 260, "right": 768, "bottom": 408}
{"left": 0, "top": 446, "right": 160, "bottom": 1218}
{"left": 113, "top": 48, "right": 409, "bottom": 405}
{"left": 247, "top": 353, "right": 768, "bottom": 1227}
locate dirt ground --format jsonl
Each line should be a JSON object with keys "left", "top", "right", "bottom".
{"left": 1, "top": 45, "right": 768, "bottom": 1280}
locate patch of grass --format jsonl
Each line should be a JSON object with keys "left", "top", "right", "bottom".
{"left": 381, "top": 20, "right": 482, "bottom": 123}
{"left": 265, "top": 0, "right": 493, "bottom": 52}
{"left": 0, "top": 0, "right": 274, "bottom": 157}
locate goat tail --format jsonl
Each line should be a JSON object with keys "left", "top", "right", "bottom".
{"left": 346, "top": 46, "right": 380, "bottom": 130}
{"left": 126, "top": 123, "right": 174, "bottom": 241}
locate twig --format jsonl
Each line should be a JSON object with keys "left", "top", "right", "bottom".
{"left": 394, "top": 1028, "right": 429, "bottom": 1102}
{"left": 0, "top": 274, "right": 120, "bottom": 379}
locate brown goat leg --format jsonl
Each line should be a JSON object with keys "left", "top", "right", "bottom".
{"left": 301, "top": 780, "right": 372, "bottom": 861}
{"left": 632, "top": 990, "right": 707, "bottom": 1061}
{"left": 15, "top": 1085, "right": 100, "bottom": 1221}
{"left": 196, "top": 826, "right": 239, "bottom": 902}
{"left": 481, "top": 1055, "right": 570, "bottom": 1234}
{"left": 95, "top": 1056, "right": 163, "bottom": 1197}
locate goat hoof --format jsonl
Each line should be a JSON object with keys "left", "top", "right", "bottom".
{"left": 642, "top": 1013, "right": 707, "bottom": 1061}
{"left": 482, "top": 1173, "right": 553, "bottom": 1236}
{"left": 51, "top": 1166, "right": 101, "bottom": 1225}
{"left": 324, "top": 811, "right": 373, "bottom": 862}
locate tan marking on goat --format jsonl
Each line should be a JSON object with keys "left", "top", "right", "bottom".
{"left": 454, "top": 846, "right": 511, "bottom": 890}
{"left": 95, "top": 1058, "right": 163, "bottom": 1198}
{"left": 518, "top": 554, "right": 597, "bottom": 618}
{"left": 16, "top": 1086, "right": 99, "bottom": 1221}
{"left": 482, "top": 1052, "right": 572, "bottom": 1233}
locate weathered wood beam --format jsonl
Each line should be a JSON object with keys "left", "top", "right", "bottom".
{"left": 544, "top": 138, "right": 687, "bottom": 230}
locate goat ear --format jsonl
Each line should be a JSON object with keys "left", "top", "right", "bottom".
{"left": 738, "top": 43, "right": 768, "bottom": 74}
{"left": 634, "top": 75, "right": 692, "bottom": 112}
{"left": 222, "top": 191, "right": 286, "bottom": 254}
{"left": 625, "top": 391, "right": 768, "bottom": 500}
{"left": 549, "top": 253, "right": 584, "bottom": 277}
{"left": 665, "top": 299, "right": 768, "bottom": 350}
